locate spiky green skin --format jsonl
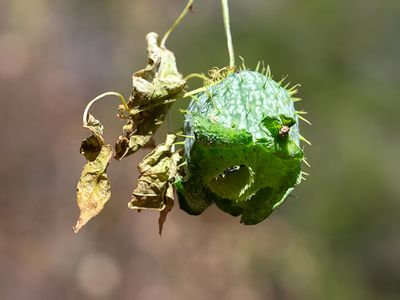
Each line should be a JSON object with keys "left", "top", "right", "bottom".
{"left": 177, "top": 70, "right": 303, "bottom": 224}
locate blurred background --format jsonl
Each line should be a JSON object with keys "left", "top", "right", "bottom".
{"left": 1, "top": 0, "right": 400, "bottom": 299}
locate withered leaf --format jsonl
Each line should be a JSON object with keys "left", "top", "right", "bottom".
{"left": 128, "top": 134, "right": 182, "bottom": 234}
{"left": 128, "top": 134, "right": 176, "bottom": 210}
{"left": 74, "top": 114, "right": 112, "bottom": 233}
{"left": 115, "top": 32, "right": 186, "bottom": 160}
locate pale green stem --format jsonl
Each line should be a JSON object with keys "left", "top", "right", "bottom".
{"left": 83, "top": 91, "right": 128, "bottom": 126}
{"left": 221, "top": 0, "right": 235, "bottom": 67}
{"left": 184, "top": 73, "right": 208, "bottom": 82}
{"left": 183, "top": 86, "right": 207, "bottom": 98}
{"left": 161, "top": 0, "right": 194, "bottom": 47}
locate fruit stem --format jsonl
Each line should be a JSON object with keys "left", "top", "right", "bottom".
{"left": 221, "top": 0, "right": 235, "bottom": 67}
{"left": 161, "top": 0, "right": 194, "bottom": 47}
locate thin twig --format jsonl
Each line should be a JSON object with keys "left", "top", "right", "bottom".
{"left": 184, "top": 73, "right": 208, "bottom": 82}
{"left": 161, "top": 0, "right": 194, "bottom": 47}
{"left": 83, "top": 91, "right": 128, "bottom": 126}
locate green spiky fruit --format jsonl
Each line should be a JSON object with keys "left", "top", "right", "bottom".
{"left": 177, "top": 69, "right": 305, "bottom": 224}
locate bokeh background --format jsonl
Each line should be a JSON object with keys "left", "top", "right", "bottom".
{"left": 1, "top": 0, "right": 400, "bottom": 299}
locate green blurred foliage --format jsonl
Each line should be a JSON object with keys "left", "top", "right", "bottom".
{"left": 0, "top": 0, "right": 399, "bottom": 299}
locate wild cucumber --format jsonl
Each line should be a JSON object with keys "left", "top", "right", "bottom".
{"left": 177, "top": 69, "right": 307, "bottom": 224}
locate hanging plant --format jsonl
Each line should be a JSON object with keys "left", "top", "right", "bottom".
{"left": 73, "top": 0, "right": 310, "bottom": 234}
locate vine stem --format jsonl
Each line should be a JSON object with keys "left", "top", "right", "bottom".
{"left": 161, "top": 0, "right": 194, "bottom": 47}
{"left": 83, "top": 91, "right": 128, "bottom": 126}
{"left": 221, "top": 0, "right": 235, "bottom": 67}
{"left": 184, "top": 73, "right": 208, "bottom": 82}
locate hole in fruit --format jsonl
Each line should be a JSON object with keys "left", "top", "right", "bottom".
{"left": 222, "top": 165, "right": 241, "bottom": 176}
{"left": 208, "top": 165, "right": 254, "bottom": 200}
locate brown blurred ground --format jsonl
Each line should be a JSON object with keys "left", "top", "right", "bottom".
{"left": 1, "top": 0, "right": 400, "bottom": 299}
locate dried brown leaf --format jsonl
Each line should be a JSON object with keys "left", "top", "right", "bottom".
{"left": 128, "top": 134, "right": 182, "bottom": 234}
{"left": 115, "top": 32, "right": 186, "bottom": 160}
{"left": 74, "top": 114, "right": 112, "bottom": 233}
